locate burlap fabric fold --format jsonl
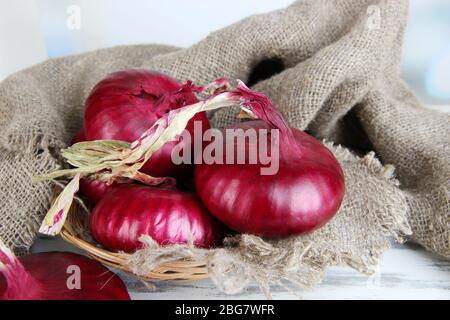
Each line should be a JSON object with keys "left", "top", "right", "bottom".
{"left": 0, "top": 0, "right": 448, "bottom": 292}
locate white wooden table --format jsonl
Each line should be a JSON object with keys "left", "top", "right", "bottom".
{"left": 32, "top": 237, "right": 450, "bottom": 300}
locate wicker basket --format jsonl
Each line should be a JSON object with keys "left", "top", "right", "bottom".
{"left": 60, "top": 199, "right": 209, "bottom": 282}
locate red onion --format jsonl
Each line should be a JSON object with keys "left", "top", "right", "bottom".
{"left": 78, "top": 178, "right": 114, "bottom": 204}
{"left": 83, "top": 69, "right": 210, "bottom": 178}
{"left": 195, "top": 118, "right": 345, "bottom": 237}
{"left": 0, "top": 242, "right": 130, "bottom": 300}
{"left": 90, "top": 184, "right": 226, "bottom": 253}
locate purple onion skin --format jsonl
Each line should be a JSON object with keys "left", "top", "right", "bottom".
{"left": 78, "top": 178, "right": 115, "bottom": 204}
{"left": 194, "top": 120, "right": 345, "bottom": 237}
{"left": 90, "top": 184, "right": 226, "bottom": 253}
{"left": 0, "top": 252, "right": 130, "bottom": 300}
{"left": 83, "top": 69, "right": 210, "bottom": 178}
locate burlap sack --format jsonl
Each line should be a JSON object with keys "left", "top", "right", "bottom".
{"left": 0, "top": 0, "right": 448, "bottom": 292}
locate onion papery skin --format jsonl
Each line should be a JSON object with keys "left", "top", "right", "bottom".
{"left": 194, "top": 120, "right": 345, "bottom": 237}
{"left": 0, "top": 252, "right": 130, "bottom": 300}
{"left": 90, "top": 184, "right": 226, "bottom": 253}
{"left": 83, "top": 69, "right": 210, "bottom": 178}
{"left": 71, "top": 129, "right": 115, "bottom": 204}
